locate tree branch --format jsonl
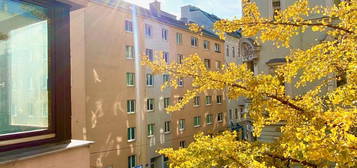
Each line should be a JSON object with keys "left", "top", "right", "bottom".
{"left": 265, "top": 153, "right": 318, "bottom": 168}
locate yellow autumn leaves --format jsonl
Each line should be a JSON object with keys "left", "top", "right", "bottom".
{"left": 143, "top": 0, "right": 357, "bottom": 167}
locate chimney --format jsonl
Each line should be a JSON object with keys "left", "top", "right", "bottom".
{"left": 150, "top": 0, "right": 161, "bottom": 16}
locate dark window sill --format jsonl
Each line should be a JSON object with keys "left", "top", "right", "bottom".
{"left": 0, "top": 140, "right": 93, "bottom": 165}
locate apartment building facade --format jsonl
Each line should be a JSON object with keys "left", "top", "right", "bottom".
{"left": 71, "top": 1, "right": 228, "bottom": 168}
{"left": 180, "top": 5, "right": 242, "bottom": 131}
{"left": 239, "top": 0, "right": 339, "bottom": 142}
{"left": 0, "top": 0, "right": 92, "bottom": 168}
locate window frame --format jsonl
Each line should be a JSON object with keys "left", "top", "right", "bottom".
{"left": 144, "top": 23, "right": 152, "bottom": 38}
{"left": 147, "top": 124, "right": 154, "bottom": 136}
{"left": 206, "top": 96, "right": 212, "bottom": 105}
{"left": 162, "top": 28, "right": 168, "bottom": 40}
{"left": 125, "top": 20, "right": 133, "bottom": 32}
{"left": 206, "top": 114, "right": 213, "bottom": 125}
{"left": 0, "top": 0, "right": 71, "bottom": 152}
{"left": 125, "top": 45, "right": 135, "bottom": 59}
{"left": 176, "top": 32, "right": 182, "bottom": 45}
{"left": 203, "top": 40, "right": 210, "bottom": 49}
{"left": 216, "top": 95, "right": 222, "bottom": 104}
{"left": 193, "top": 96, "right": 200, "bottom": 106}
{"left": 146, "top": 73, "right": 154, "bottom": 86}
{"left": 127, "top": 100, "right": 136, "bottom": 113}
{"left": 163, "top": 97, "right": 170, "bottom": 108}
{"left": 127, "top": 127, "right": 136, "bottom": 141}
{"left": 191, "top": 36, "right": 198, "bottom": 47}
{"left": 128, "top": 155, "right": 136, "bottom": 168}
{"left": 193, "top": 116, "right": 201, "bottom": 127}
{"left": 126, "top": 72, "right": 135, "bottom": 86}
{"left": 215, "top": 43, "right": 221, "bottom": 53}
{"left": 217, "top": 112, "right": 223, "bottom": 122}
{"left": 164, "top": 121, "right": 171, "bottom": 133}
{"left": 179, "top": 119, "right": 185, "bottom": 130}
{"left": 147, "top": 98, "right": 154, "bottom": 111}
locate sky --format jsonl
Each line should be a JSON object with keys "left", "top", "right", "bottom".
{"left": 126, "top": 0, "right": 242, "bottom": 19}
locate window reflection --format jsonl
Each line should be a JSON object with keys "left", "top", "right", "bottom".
{"left": 0, "top": 0, "right": 48, "bottom": 135}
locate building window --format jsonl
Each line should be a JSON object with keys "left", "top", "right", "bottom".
{"left": 232, "top": 47, "right": 236, "bottom": 57}
{"left": 162, "top": 28, "right": 168, "bottom": 40}
{"left": 179, "top": 119, "right": 185, "bottom": 130}
{"left": 206, "top": 114, "right": 213, "bottom": 124}
{"left": 127, "top": 127, "right": 136, "bottom": 141}
{"left": 125, "top": 45, "right": 135, "bottom": 59}
{"left": 145, "top": 24, "right": 152, "bottom": 38}
{"left": 193, "top": 96, "right": 200, "bottom": 106}
{"left": 147, "top": 74, "right": 154, "bottom": 86}
{"left": 216, "top": 95, "right": 223, "bottom": 104}
{"left": 247, "top": 61, "right": 255, "bottom": 74}
{"left": 127, "top": 100, "right": 136, "bottom": 113}
{"left": 164, "top": 121, "right": 171, "bottom": 133}
{"left": 128, "top": 155, "right": 136, "bottom": 168}
{"left": 177, "top": 54, "right": 183, "bottom": 64}
{"left": 215, "top": 43, "right": 221, "bottom": 52}
{"left": 163, "top": 52, "right": 169, "bottom": 64}
{"left": 239, "top": 105, "right": 245, "bottom": 119}
{"left": 0, "top": 0, "right": 71, "bottom": 151}
{"left": 176, "top": 33, "right": 182, "bottom": 45}
{"left": 216, "top": 61, "right": 221, "bottom": 70}
{"left": 148, "top": 124, "right": 154, "bottom": 136}
{"left": 125, "top": 20, "right": 133, "bottom": 32}
{"left": 272, "top": 0, "right": 281, "bottom": 17}
{"left": 146, "top": 48, "right": 154, "bottom": 61}
{"left": 191, "top": 37, "right": 198, "bottom": 47}
{"left": 164, "top": 97, "right": 170, "bottom": 108}
{"left": 126, "top": 72, "right": 135, "bottom": 86}
{"left": 203, "top": 40, "right": 210, "bottom": 49}
{"left": 204, "top": 59, "right": 211, "bottom": 69}
{"left": 193, "top": 116, "right": 201, "bottom": 127}
{"left": 217, "top": 113, "right": 223, "bottom": 122}
{"left": 163, "top": 74, "right": 170, "bottom": 83}
{"left": 178, "top": 78, "right": 184, "bottom": 87}
{"left": 147, "top": 98, "right": 154, "bottom": 111}
{"left": 226, "top": 45, "right": 230, "bottom": 56}
{"left": 206, "top": 96, "right": 212, "bottom": 105}
{"left": 179, "top": 140, "right": 186, "bottom": 148}
{"left": 235, "top": 108, "right": 239, "bottom": 120}
{"left": 229, "top": 109, "right": 233, "bottom": 120}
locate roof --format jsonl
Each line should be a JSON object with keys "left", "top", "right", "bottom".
{"left": 91, "top": 0, "right": 221, "bottom": 39}
{"left": 188, "top": 5, "right": 242, "bottom": 38}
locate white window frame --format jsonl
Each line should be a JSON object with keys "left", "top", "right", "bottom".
{"left": 126, "top": 72, "right": 135, "bottom": 86}
{"left": 164, "top": 121, "right": 171, "bottom": 133}
{"left": 125, "top": 20, "right": 133, "bottom": 32}
{"left": 206, "top": 114, "right": 213, "bottom": 125}
{"left": 144, "top": 24, "right": 152, "bottom": 38}
{"left": 162, "top": 28, "right": 168, "bottom": 40}
{"left": 147, "top": 98, "right": 154, "bottom": 111}
{"left": 179, "top": 119, "right": 185, "bottom": 131}
{"left": 216, "top": 95, "right": 222, "bottom": 104}
{"left": 128, "top": 127, "right": 136, "bottom": 141}
{"left": 203, "top": 40, "right": 210, "bottom": 49}
{"left": 215, "top": 43, "right": 221, "bottom": 52}
{"left": 128, "top": 155, "right": 136, "bottom": 168}
{"left": 193, "top": 96, "right": 200, "bottom": 106}
{"left": 206, "top": 96, "right": 212, "bottom": 105}
{"left": 125, "top": 45, "right": 134, "bottom": 59}
{"left": 127, "top": 100, "right": 135, "bottom": 113}
{"left": 176, "top": 32, "right": 182, "bottom": 45}
{"left": 148, "top": 124, "right": 154, "bottom": 136}
{"left": 191, "top": 37, "right": 198, "bottom": 47}
{"left": 217, "top": 112, "right": 223, "bottom": 122}
{"left": 193, "top": 116, "right": 201, "bottom": 127}
{"left": 164, "top": 97, "right": 170, "bottom": 108}
{"left": 146, "top": 74, "right": 154, "bottom": 86}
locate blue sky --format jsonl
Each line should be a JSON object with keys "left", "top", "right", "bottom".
{"left": 126, "top": 0, "right": 242, "bottom": 19}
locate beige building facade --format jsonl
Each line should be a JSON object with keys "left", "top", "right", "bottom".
{"left": 70, "top": 1, "right": 228, "bottom": 168}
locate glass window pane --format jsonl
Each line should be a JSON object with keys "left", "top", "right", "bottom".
{"left": 0, "top": 0, "right": 49, "bottom": 135}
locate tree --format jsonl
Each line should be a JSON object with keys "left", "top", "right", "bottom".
{"left": 143, "top": 0, "right": 356, "bottom": 167}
